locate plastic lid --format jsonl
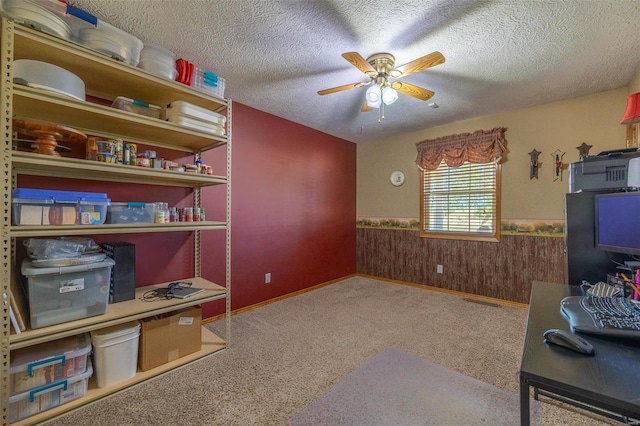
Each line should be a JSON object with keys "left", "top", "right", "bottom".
{"left": 12, "top": 188, "right": 110, "bottom": 203}
{"left": 10, "top": 333, "right": 91, "bottom": 372}
{"left": 91, "top": 320, "right": 141, "bottom": 340}
{"left": 21, "top": 257, "right": 115, "bottom": 276}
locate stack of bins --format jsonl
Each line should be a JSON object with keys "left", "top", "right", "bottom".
{"left": 9, "top": 334, "right": 93, "bottom": 422}
{"left": 165, "top": 101, "right": 226, "bottom": 137}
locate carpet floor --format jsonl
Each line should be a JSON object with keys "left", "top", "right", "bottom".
{"left": 45, "top": 276, "right": 615, "bottom": 425}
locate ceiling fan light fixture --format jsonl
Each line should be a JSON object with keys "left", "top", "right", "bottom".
{"left": 368, "top": 97, "right": 381, "bottom": 109}
{"left": 382, "top": 87, "right": 398, "bottom": 105}
{"left": 366, "top": 84, "right": 381, "bottom": 105}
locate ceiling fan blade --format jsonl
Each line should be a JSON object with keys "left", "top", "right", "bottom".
{"left": 342, "top": 52, "right": 377, "bottom": 77}
{"left": 361, "top": 100, "right": 373, "bottom": 112}
{"left": 318, "top": 82, "right": 367, "bottom": 95}
{"left": 391, "top": 81, "right": 435, "bottom": 101}
{"left": 391, "top": 51, "right": 445, "bottom": 77}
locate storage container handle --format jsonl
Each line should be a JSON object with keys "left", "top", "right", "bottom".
{"left": 29, "top": 380, "right": 68, "bottom": 402}
{"left": 27, "top": 355, "right": 66, "bottom": 376}
{"left": 127, "top": 202, "right": 146, "bottom": 208}
{"left": 132, "top": 99, "right": 151, "bottom": 108}
{"left": 66, "top": 5, "right": 98, "bottom": 26}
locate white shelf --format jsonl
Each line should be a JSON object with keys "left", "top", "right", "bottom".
{"left": 10, "top": 222, "right": 227, "bottom": 238}
{"left": 13, "top": 86, "right": 227, "bottom": 153}
{"left": 12, "top": 151, "right": 227, "bottom": 187}
{"left": 2, "top": 16, "right": 232, "bottom": 426}
{"left": 9, "top": 277, "right": 226, "bottom": 349}
{"left": 11, "top": 327, "right": 226, "bottom": 426}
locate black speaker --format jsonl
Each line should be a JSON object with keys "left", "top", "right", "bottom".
{"left": 102, "top": 241, "right": 136, "bottom": 303}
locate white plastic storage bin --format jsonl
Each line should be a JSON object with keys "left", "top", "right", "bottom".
{"left": 9, "top": 361, "right": 93, "bottom": 423}
{"left": 21, "top": 258, "right": 115, "bottom": 329}
{"left": 11, "top": 188, "right": 110, "bottom": 226}
{"left": 165, "top": 101, "right": 226, "bottom": 126}
{"left": 91, "top": 321, "right": 140, "bottom": 388}
{"left": 10, "top": 333, "right": 91, "bottom": 395}
{"left": 166, "top": 114, "right": 226, "bottom": 136}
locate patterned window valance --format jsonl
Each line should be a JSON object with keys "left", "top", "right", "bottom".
{"left": 415, "top": 127, "right": 507, "bottom": 171}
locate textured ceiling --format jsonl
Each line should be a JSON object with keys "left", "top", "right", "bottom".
{"left": 72, "top": 0, "right": 640, "bottom": 143}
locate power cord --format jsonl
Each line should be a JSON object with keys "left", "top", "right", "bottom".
{"left": 141, "top": 281, "right": 193, "bottom": 301}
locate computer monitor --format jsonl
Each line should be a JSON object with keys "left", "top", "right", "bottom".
{"left": 595, "top": 191, "right": 640, "bottom": 256}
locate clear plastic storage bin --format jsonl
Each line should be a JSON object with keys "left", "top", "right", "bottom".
{"left": 9, "top": 361, "right": 93, "bottom": 422}
{"left": 10, "top": 333, "right": 91, "bottom": 395}
{"left": 111, "top": 96, "right": 161, "bottom": 119}
{"left": 21, "top": 258, "right": 115, "bottom": 329}
{"left": 106, "top": 202, "right": 157, "bottom": 224}
{"left": 11, "top": 188, "right": 110, "bottom": 226}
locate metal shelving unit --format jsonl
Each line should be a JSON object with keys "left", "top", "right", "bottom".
{"left": 0, "top": 18, "right": 231, "bottom": 425}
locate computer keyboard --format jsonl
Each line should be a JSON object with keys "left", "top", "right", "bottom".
{"left": 561, "top": 295, "right": 640, "bottom": 338}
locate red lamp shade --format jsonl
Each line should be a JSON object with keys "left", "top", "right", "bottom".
{"left": 621, "top": 92, "right": 640, "bottom": 124}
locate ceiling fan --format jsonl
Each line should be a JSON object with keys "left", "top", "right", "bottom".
{"left": 318, "top": 51, "right": 445, "bottom": 114}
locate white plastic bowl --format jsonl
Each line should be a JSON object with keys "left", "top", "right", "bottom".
{"left": 1, "top": 0, "right": 72, "bottom": 40}
{"left": 139, "top": 44, "right": 178, "bottom": 80}
{"left": 78, "top": 22, "right": 143, "bottom": 66}
{"left": 13, "top": 59, "right": 85, "bottom": 101}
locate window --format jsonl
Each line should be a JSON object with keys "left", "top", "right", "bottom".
{"left": 414, "top": 127, "right": 506, "bottom": 242}
{"left": 421, "top": 161, "right": 501, "bottom": 241}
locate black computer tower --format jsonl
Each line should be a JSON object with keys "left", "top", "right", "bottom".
{"left": 565, "top": 191, "right": 627, "bottom": 286}
{"left": 102, "top": 241, "right": 136, "bottom": 303}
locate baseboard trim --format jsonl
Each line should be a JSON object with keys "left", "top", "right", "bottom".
{"left": 203, "top": 272, "right": 527, "bottom": 324}
{"left": 356, "top": 273, "right": 529, "bottom": 309}
{"left": 203, "top": 273, "right": 358, "bottom": 324}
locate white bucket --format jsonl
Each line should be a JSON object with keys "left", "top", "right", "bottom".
{"left": 90, "top": 321, "right": 140, "bottom": 388}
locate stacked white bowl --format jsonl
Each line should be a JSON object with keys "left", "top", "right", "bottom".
{"left": 138, "top": 44, "right": 178, "bottom": 81}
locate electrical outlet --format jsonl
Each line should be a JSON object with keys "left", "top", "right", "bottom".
{"left": 436, "top": 265, "right": 443, "bottom": 274}
{"left": 265, "top": 273, "right": 271, "bottom": 283}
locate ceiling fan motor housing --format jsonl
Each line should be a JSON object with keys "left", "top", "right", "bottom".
{"left": 367, "top": 53, "right": 396, "bottom": 81}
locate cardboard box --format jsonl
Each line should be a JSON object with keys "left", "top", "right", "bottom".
{"left": 138, "top": 306, "right": 202, "bottom": 371}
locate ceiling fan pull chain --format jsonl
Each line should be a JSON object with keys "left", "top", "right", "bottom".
{"left": 379, "top": 101, "right": 384, "bottom": 123}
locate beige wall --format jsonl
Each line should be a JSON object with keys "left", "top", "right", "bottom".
{"left": 629, "top": 67, "right": 640, "bottom": 94}
{"left": 357, "top": 87, "right": 628, "bottom": 221}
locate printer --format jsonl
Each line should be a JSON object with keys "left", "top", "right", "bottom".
{"left": 569, "top": 148, "right": 640, "bottom": 193}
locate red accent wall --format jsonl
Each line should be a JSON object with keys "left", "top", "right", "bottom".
{"left": 201, "top": 103, "right": 357, "bottom": 316}
{"left": 18, "top": 102, "right": 357, "bottom": 319}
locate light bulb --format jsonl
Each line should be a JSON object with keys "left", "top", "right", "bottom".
{"left": 382, "top": 87, "right": 398, "bottom": 105}
{"left": 366, "top": 84, "right": 381, "bottom": 104}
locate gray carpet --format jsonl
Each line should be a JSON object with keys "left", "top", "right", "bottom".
{"left": 289, "top": 346, "right": 541, "bottom": 425}
{"left": 45, "top": 276, "right": 613, "bottom": 426}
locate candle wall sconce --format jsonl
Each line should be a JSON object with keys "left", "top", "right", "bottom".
{"left": 528, "top": 149, "right": 541, "bottom": 179}
{"left": 576, "top": 142, "right": 592, "bottom": 161}
{"left": 551, "top": 149, "right": 566, "bottom": 181}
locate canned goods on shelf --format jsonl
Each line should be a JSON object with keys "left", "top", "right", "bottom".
{"left": 126, "top": 143, "right": 137, "bottom": 165}
{"left": 110, "top": 139, "right": 123, "bottom": 163}
{"left": 136, "top": 153, "right": 150, "bottom": 168}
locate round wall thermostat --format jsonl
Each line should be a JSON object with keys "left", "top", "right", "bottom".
{"left": 390, "top": 170, "right": 405, "bottom": 186}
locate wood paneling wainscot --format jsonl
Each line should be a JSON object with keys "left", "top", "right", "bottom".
{"left": 357, "top": 228, "right": 566, "bottom": 304}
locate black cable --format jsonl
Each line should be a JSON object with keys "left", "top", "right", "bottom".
{"left": 141, "top": 281, "right": 192, "bottom": 301}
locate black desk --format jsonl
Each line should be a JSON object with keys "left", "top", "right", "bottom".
{"left": 520, "top": 281, "right": 640, "bottom": 425}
